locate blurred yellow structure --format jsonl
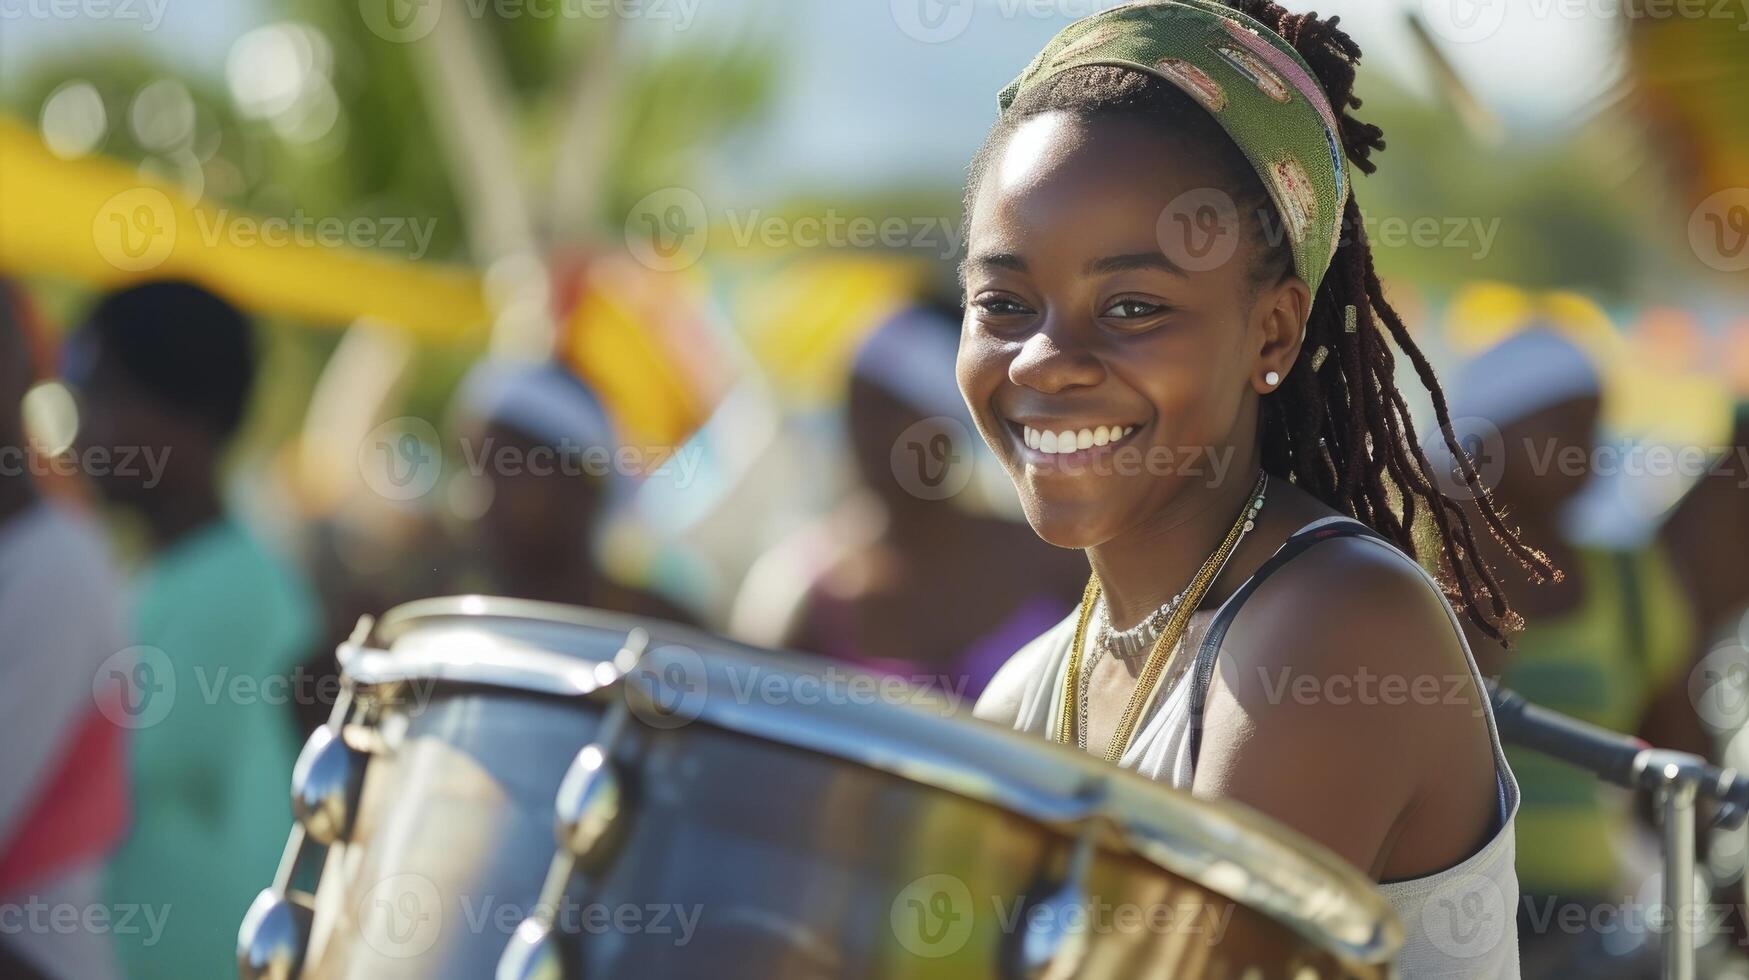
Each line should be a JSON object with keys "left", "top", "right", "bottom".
{"left": 559, "top": 254, "right": 728, "bottom": 452}
{"left": 731, "top": 254, "right": 926, "bottom": 410}
{"left": 1, "top": 111, "right": 942, "bottom": 458}
{"left": 0, "top": 114, "right": 489, "bottom": 339}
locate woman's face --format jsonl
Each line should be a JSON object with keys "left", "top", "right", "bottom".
{"left": 957, "top": 111, "right": 1307, "bottom": 549}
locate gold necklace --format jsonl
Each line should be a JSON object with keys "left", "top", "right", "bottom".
{"left": 1057, "top": 471, "right": 1268, "bottom": 763}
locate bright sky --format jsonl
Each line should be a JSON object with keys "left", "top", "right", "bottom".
{"left": 2, "top": 0, "right": 1624, "bottom": 197}
{"left": 723, "top": 0, "right": 1623, "bottom": 198}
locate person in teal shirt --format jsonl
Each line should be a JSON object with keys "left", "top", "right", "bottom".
{"left": 65, "top": 281, "right": 316, "bottom": 979}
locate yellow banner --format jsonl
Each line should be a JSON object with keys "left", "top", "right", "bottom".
{"left": 0, "top": 114, "right": 487, "bottom": 340}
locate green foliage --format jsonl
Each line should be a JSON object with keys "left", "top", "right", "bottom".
{"left": 1350, "top": 73, "right": 1648, "bottom": 301}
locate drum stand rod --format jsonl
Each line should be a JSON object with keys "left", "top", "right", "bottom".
{"left": 1645, "top": 752, "right": 1701, "bottom": 980}
{"left": 1488, "top": 685, "right": 1749, "bottom": 980}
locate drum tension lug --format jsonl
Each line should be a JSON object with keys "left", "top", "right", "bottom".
{"left": 238, "top": 823, "right": 321, "bottom": 980}
{"left": 291, "top": 724, "right": 368, "bottom": 846}
{"left": 497, "top": 917, "right": 579, "bottom": 980}
{"left": 241, "top": 683, "right": 365, "bottom": 979}
{"left": 499, "top": 695, "right": 636, "bottom": 979}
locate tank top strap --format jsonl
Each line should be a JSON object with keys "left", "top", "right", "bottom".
{"left": 1183, "top": 515, "right": 1385, "bottom": 769}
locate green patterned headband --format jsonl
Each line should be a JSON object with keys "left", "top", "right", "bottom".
{"left": 998, "top": 0, "right": 1350, "bottom": 295}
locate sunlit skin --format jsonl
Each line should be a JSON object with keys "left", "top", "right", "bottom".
{"left": 965, "top": 112, "right": 1499, "bottom": 881}
{"left": 958, "top": 112, "right": 1305, "bottom": 567}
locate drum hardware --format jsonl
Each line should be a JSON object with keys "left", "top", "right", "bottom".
{"left": 1646, "top": 753, "right": 1702, "bottom": 980}
{"left": 1490, "top": 683, "right": 1749, "bottom": 980}
{"left": 1009, "top": 780, "right": 1107, "bottom": 980}
{"left": 241, "top": 598, "right": 1401, "bottom": 979}
{"left": 556, "top": 742, "right": 626, "bottom": 867}
{"left": 291, "top": 725, "right": 368, "bottom": 846}
{"left": 498, "top": 645, "right": 643, "bottom": 980}
{"left": 237, "top": 827, "right": 318, "bottom": 980}
{"left": 242, "top": 615, "right": 656, "bottom": 980}
{"left": 239, "top": 620, "right": 375, "bottom": 980}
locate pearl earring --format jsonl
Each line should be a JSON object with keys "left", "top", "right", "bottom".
{"left": 1264, "top": 370, "right": 1281, "bottom": 387}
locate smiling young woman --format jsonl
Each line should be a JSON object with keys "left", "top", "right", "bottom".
{"left": 961, "top": 3, "right": 1557, "bottom": 975}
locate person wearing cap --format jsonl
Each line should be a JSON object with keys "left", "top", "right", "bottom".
{"left": 0, "top": 280, "right": 129, "bottom": 980}
{"left": 737, "top": 299, "right": 1084, "bottom": 701}
{"left": 64, "top": 280, "right": 318, "bottom": 979}
{"left": 963, "top": 3, "right": 1559, "bottom": 975}
{"left": 447, "top": 358, "right": 696, "bottom": 624}
{"left": 1433, "top": 327, "right": 1701, "bottom": 976}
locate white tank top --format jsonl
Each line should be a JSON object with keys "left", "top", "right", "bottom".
{"left": 976, "top": 516, "right": 1522, "bottom": 977}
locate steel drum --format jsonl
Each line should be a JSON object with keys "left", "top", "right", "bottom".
{"left": 239, "top": 596, "right": 1401, "bottom": 979}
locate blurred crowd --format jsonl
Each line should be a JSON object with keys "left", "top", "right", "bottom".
{"left": 0, "top": 273, "right": 1746, "bottom": 979}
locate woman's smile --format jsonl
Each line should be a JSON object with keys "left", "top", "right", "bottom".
{"left": 1007, "top": 417, "right": 1145, "bottom": 466}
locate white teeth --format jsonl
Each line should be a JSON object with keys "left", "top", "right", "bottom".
{"left": 1017, "top": 423, "right": 1140, "bottom": 453}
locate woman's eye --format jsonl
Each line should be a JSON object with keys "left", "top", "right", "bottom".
{"left": 974, "top": 296, "right": 1033, "bottom": 317}
{"left": 1103, "top": 298, "right": 1167, "bottom": 319}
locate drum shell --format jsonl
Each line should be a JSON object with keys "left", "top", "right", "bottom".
{"left": 300, "top": 682, "right": 1385, "bottom": 980}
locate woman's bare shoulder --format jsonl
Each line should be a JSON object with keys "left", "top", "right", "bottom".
{"left": 1195, "top": 532, "right": 1496, "bottom": 876}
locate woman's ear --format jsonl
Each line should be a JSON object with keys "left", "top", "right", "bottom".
{"left": 1253, "top": 278, "right": 1312, "bottom": 394}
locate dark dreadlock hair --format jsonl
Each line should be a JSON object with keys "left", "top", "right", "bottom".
{"left": 962, "top": 0, "right": 1557, "bottom": 645}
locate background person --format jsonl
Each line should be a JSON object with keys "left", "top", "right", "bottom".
{"left": 0, "top": 280, "right": 128, "bottom": 979}
{"left": 64, "top": 280, "right": 318, "bottom": 979}
{"left": 1437, "top": 328, "right": 1702, "bottom": 977}
{"left": 745, "top": 302, "right": 1082, "bottom": 700}
{"left": 446, "top": 357, "right": 697, "bottom": 624}
{"left": 1661, "top": 402, "right": 1749, "bottom": 652}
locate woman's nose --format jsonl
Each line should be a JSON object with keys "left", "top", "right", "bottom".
{"left": 1008, "top": 319, "right": 1104, "bottom": 394}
